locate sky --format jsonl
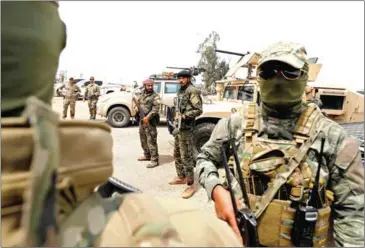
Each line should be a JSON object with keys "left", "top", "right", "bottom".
{"left": 57, "top": 1, "right": 364, "bottom": 90}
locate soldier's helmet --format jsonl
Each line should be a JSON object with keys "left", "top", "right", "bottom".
{"left": 177, "top": 70, "right": 192, "bottom": 78}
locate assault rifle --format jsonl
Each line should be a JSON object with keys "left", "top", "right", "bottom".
{"left": 215, "top": 138, "right": 259, "bottom": 247}
{"left": 291, "top": 136, "right": 326, "bottom": 247}
{"left": 171, "top": 97, "right": 182, "bottom": 136}
{"left": 132, "top": 96, "right": 148, "bottom": 124}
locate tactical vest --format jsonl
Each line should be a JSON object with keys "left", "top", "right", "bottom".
{"left": 230, "top": 103, "right": 334, "bottom": 247}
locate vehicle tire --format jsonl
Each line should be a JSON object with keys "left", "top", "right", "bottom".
{"left": 107, "top": 106, "right": 130, "bottom": 128}
{"left": 193, "top": 123, "right": 216, "bottom": 154}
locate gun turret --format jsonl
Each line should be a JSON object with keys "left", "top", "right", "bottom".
{"left": 166, "top": 66, "right": 206, "bottom": 76}
{"left": 215, "top": 49, "right": 250, "bottom": 57}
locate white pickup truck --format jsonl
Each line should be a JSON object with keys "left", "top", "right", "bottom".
{"left": 97, "top": 79, "right": 180, "bottom": 127}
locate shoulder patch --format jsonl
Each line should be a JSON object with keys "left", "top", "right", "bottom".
{"left": 335, "top": 137, "right": 360, "bottom": 170}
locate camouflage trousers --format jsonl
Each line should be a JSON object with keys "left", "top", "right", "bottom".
{"left": 63, "top": 98, "right": 76, "bottom": 118}
{"left": 174, "top": 130, "right": 195, "bottom": 185}
{"left": 139, "top": 122, "right": 159, "bottom": 162}
{"left": 88, "top": 99, "right": 98, "bottom": 119}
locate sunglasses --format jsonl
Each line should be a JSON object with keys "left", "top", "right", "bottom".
{"left": 90, "top": 78, "right": 94, "bottom": 80}
{"left": 258, "top": 63, "right": 304, "bottom": 81}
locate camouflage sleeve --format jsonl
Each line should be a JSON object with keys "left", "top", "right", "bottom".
{"left": 84, "top": 87, "right": 88, "bottom": 98}
{"left": 184, "top": 88, "right": 203, "bottom": 119}
{"left": 196, "top": 113, "right": 244, "bottom": 200}
{"left": 147, "top": 94, "right": 162, "bottom": 117}
{"left": 329, "top": 133, "right": 364, "bottom": 247}
{"left": 95, "top": 86, "right": 101, "bottom": 96}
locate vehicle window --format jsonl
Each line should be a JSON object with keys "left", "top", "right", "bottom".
{"left": 154, "top": 82, "right": 161, "bottom": 93}
{"left": 223, "top": 86, "right": 236, "bottom": 99}
{"left": 165, "top": 83, "right": 180, "bottom": 94}
{"left": 237, "top": 85, "right": 254, "bottom": 101}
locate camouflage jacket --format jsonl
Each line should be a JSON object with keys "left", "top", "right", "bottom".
{"left": 176, "top": 83, "right": 203, "bottom": 127}
{"left": 60, "top": 83, "right": 81, "bottom": 99}
{"left": 137, "top": 90, "right": 162, "bottom": 118}
{"left": 84, "top": 84, "right": 100, "bottom": 100}
{"left": 196, "top": 103, "right": 364, "bottom": 247}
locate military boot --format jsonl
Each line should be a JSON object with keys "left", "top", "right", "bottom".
{"left": 137, "top": 156, "right": 151, "bottom": 161}
{"left": 146, "top": 161, "right": 159, "bottom": 168}
{"left": 182, "top": 185, "right": 196, "bottom": 199}
{"left": 168, "top": 177, "right": 187, "bottom": 185}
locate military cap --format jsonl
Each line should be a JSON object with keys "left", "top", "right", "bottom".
{"left": 177, "top": 70, "right": 192, "bottom": 78}
{"left": 258, "top": 41, "right": 308, "bottom": 71}
{"left": 143, "top": 78, "right": 154, "bottom": 85}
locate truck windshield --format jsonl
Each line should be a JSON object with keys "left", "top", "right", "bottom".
{"left": 223, "top": 86, "right": 236, "bottom": 99}
{"left": 237, "top": 85, "right": 254, "bottom": 101}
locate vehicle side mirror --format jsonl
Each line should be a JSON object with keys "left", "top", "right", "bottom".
{"left": 173, "top": 97, "right": 178, "bottom": 106}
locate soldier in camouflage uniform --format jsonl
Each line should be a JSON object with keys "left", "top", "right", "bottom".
{"left": 196, "top": 41, "right": 364, "bottom": 246}
{"left": 169, "top": 70, "right": 203, "bottom": 199}
{"left": 83, "top": 76, "right": 100, "bottom": 120}
{"left": 1, "top": 2, "right": 243, "bottom": 247}
{"left": 59, "top": 77, "right": 81, "bottom": 119}
{"left": 135, "top": 78, "right": 162, "bottom": 168}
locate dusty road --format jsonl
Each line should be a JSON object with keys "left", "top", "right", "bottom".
{"left": 52, "top": 97, "right": 215, "bottom": 213}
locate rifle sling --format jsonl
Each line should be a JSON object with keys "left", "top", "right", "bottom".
{"left": 253, "top": 115, "right": 324, "bottom": 219}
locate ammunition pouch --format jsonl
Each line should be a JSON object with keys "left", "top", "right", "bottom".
{"left": 247, "top": 194, "right": 332, "bottom": 247}
{"left": 1, "top": 118, "right": 113, "bottom": 246}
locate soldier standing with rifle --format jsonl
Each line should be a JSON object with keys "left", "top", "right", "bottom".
{"left": 83, "top": 76, "right": 100, "bottom": 120}
{"left": 58, "top": 77, "right": 81, "bottom": 119}
{"left": 169, "top": 70, "right": 203, "bottom": 199}
{"left": 197, "top": 41, "right": 364, "bottom": 247}
{"left": 134, "top": 78, "right": 162, "bottom": 168}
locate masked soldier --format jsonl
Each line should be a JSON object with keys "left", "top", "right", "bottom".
{"left": 169, "top": 70, "right": 203, "bottom": 199}
{"left": 58, "top": 77, "right": 81, "bottom": 119}
{"left": 134, "top": 78, "right": 162, "bottom": 168}
{"left": 196, "top": 42, "right": 364, "bottom": 247}
{"left": 83, "top": 76, "right": 100, "bottom": 120}
{"left": 1, "top": 2, "right": 242, "bottom": 247}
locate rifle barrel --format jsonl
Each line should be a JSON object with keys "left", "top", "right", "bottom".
{"left": 220, "top": 143, "right": 240, "bottom": 216}
{"left": 215, "top": 49, "right": 250, "bottom": 57}
{"left": 230, "top": 139, "right": 251, "bottom": 208}
{"left": 166, "top": 66, "right": 188, "bottom": 70}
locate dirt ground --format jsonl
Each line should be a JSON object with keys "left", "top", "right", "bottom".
{"left": 52, "top": 96, "right": 215, "bottom": 213}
